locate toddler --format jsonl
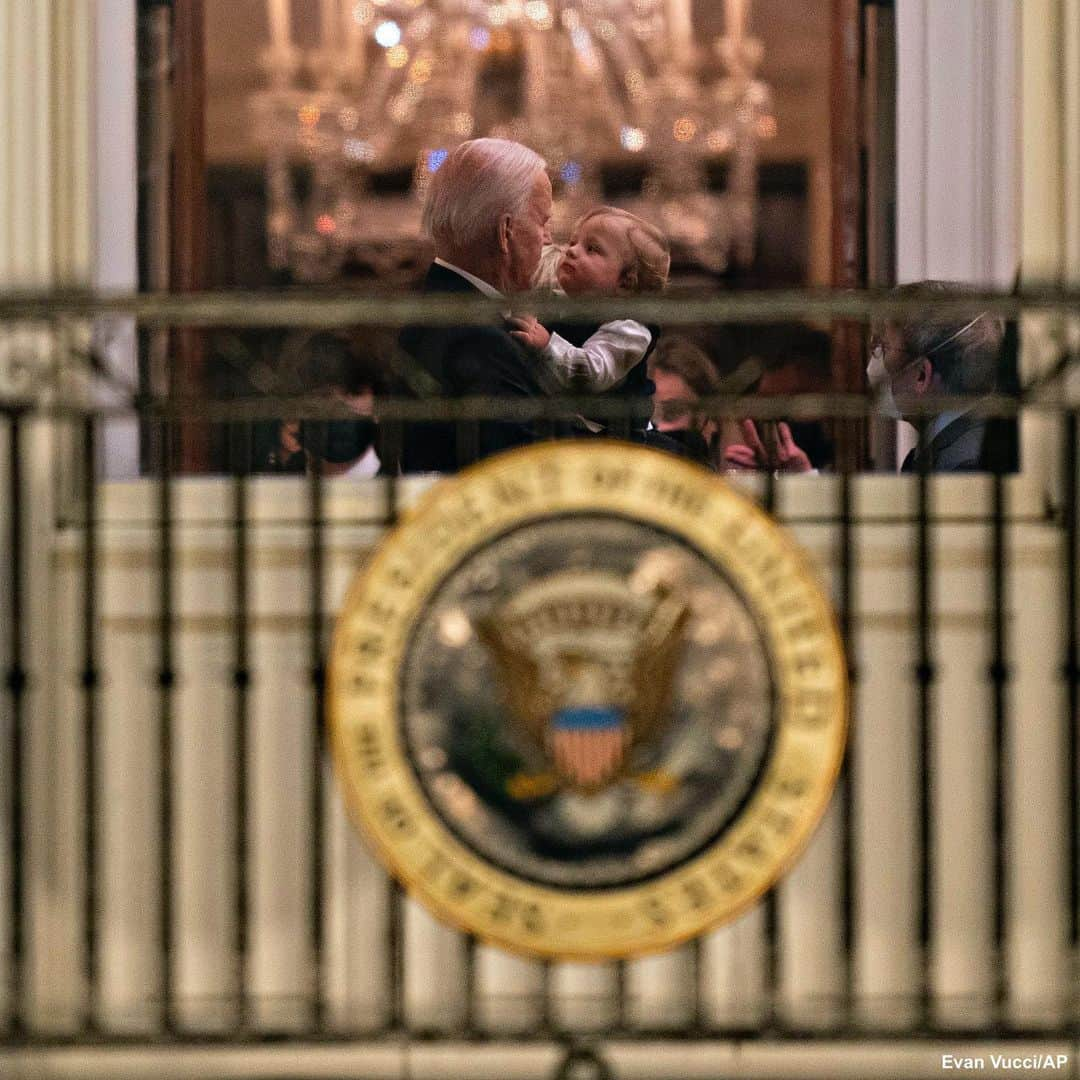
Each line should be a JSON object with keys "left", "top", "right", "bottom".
{"left": 507, "top": 206, "right": 670, "bottom": 431}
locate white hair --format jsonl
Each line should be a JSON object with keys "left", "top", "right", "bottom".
{"left": 422, "top": 138, "right": 546, "bottom": 254}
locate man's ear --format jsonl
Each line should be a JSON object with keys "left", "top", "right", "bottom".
{"left": 912, "top": 356, "right": 934, "bottom": 395}
{"left": 498, "top": 214, "right": 513, "bottom": 256}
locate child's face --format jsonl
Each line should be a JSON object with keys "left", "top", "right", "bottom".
{"left": 557, "top": 215, "right": 632, "bottom": 295}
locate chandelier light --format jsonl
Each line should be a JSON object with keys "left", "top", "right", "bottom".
{"left": 254, "top": 0, "right": 775, "bottom": 281}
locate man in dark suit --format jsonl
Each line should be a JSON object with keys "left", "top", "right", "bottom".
{"left": 398, "top": 137, "right": 576, "bottom": 473}
{"left": 867, "top": 281, "right": 1017, "bottom": 473}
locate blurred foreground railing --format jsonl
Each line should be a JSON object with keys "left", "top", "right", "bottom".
{"left": 0, "top": 290, "right": 1076, "bottom": 1080}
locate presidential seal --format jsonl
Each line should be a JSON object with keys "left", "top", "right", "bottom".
{"left": 328, "top": 442, "right": 847, "bottom": 959}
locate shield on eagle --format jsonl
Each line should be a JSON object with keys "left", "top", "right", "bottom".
{"left": 476, "top": 572, "right": 690, "bottom": 794}
{"left": 547, "top": 705, "right": 629, "bottom": 788}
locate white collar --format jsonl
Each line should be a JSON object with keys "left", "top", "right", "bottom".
{"left": 338, "top": 444, "right": 380, "bottom": 479}
{"left": 434, "top": 257, "right": 504, "bottom": 299}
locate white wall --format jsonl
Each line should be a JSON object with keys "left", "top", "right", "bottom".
{"left": 892, "top": 0, "right": 1019, "bottom": 468}
{"left": 0, "top": 0, "right": 97, "bottom": 1032}
{"left": 1019, "top": 0, "right": 1080, "bottom": 493}
{"left": 896, "top": 0, "right": 1018, "bottom": 287}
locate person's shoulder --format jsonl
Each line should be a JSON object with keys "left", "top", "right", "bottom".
{"left": 423, "top": 261, "right": 479, "bottom": 294}
{"left": 930, "top": 414, "right": 989, "bottom": 471}
{"left": 446, "top": 322, "right": 524, "bottom": 368}
{"left": 448, "top": 327, "right": 544, "bottom": 397}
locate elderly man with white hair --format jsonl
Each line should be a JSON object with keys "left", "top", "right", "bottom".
{"left": 398, "top": 137, "right": 575, "bottom": 472}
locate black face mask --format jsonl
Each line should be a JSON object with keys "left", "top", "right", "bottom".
{"left": 659, "top": 426, "right": 712, "bottom": 463}
{"left": 300, "top": 418, "right": 377, "bottom": 464}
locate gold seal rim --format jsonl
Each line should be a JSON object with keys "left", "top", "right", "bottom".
{"left": 328, "top": 441, "right": 848, "bottom": 960}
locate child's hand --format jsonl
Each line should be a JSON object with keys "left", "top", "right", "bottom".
{"left": 507, "top": 315, "right": 551, "bottom": 350}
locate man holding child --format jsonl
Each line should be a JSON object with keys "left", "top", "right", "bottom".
{"left": 398, "top": 137, "right": 686, "bottom": 472}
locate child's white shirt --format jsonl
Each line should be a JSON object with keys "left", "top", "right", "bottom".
{"left": 533, "top": 243, "right": 652, "bottom": 392}
{"left": 542, "top": 320, "right": 654, "bottom": 392}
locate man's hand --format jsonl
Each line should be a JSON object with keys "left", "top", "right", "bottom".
{"left": 507, "top": 315, "right": 552, "bottom": 350}
{"left": 722, "top": 419, "right": 813, "bottom": 473}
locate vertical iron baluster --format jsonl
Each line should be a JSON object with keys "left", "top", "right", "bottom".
{"left": 308, "top": 462, "right": 326, "bottom": 1030}
{"left": 382, "top": 422, "right": 401, "bottom": 528}
{"left": 761, "top": 468, "right": 778, "bottom": 1030}
{"left": 989, "top": 471, "right": 1009, "bottom": 1025}
{"left": 379, "top": 464, "right": 403, "bottom": 1037}
{"left": 387, "top": 879, "right": 404, "bottom": 1033}
{"left": 536, "top": 415, "right": 554, "bottom": 448}
{"left": 452, "top": 407, "right": 475, "bottom": 1030}
{"left": 386, "top": 446, "right": 400, "bottom": 528}
{"left": 837, "top": 469, "right": 857, "bottom": 1033}
{"left": 81, "top": 415, "right": 100, "bottom": 1033}
{"left": 763, "top": 468, "right": 777, "bottom": 519}
{"left": 231, "top": 425, "right": 251, "bottom": 1031}
{"left": 455, "top": 419, "right": 480, "bottom": 471}
{"left": 6, "top": 411, "right": 26, "bottom": 1033}
{"left": 462, "top": 936, "right": 477, "bottom": 1035}
{"left": 915, "top": 464, "right": 934, "bottom": 1029}
{"left": 614, "top": 959, "right": 627, "bottom": 1034}
{"left": 157, "top": 416, "right": 176, "bottom": 1034}
{"left": 1064, "top": 413, "right": 1079, "bottom": 960}
{"left": 690, "top": 936, "right": 704, "bottom": 1034}
{"left": 539, "top": 958, "right": 553, "bottom": 1036}
{"left": 610, "top": 399, "right": 631, "bottom": 444}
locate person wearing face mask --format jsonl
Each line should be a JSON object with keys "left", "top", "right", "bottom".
{"left": 278, "top": 330, "right": 384, "bottom": 478}
{"left": 867, "top": 281, "right": 1016, "bottom": 473}
{"left": 646, "top": 336, "right": 741, "bottom": 467}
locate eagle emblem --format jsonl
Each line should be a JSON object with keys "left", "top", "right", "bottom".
{"left": 476, "top": 572, "right": 690, "bottom": 793}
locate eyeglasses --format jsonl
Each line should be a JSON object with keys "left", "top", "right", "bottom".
{"left": 868, "top": 342, "right": 922, "bottom": 376}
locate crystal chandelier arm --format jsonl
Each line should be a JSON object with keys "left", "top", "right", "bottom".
{"left": 568, "top": 22, "right": 628, "bottom": 144}
{"left": 362, "top": 63, "right": 398, "bottom": 143}
{"left": 577, "top": 11, "right": 640, "bottom": 133}
{"left": 341, "top": 0, "right": 366, "bottom": 82}
{"left": 372, "top": 12, "right": 451, "bottom": 146}
{"left": 319, "top": 0, "right": 338, "bottom": 50}
{"left": 633, "top": 2, "right": 669, "bottom": 72}
{"left": 363, "top": 35, "right": 428, "bottom": 146}
{"left": 592, "top": 28, "right": 652, "bottom": 129}
{"left": 256, "top": 0, "right": 771, "bottom": 277}
{"left": 268, "top": 0, "right": 292, "bottom": 52}
{"left": 522, "top": 25, "right": 552, "bottom": 135}
{"left": 665, "top": 0, "right": 693, "bottom": 67}
{"left": 449, "top": 22, "right": 481, "bottom": 129}
{"left": 726, "top": 0, "right": 748, "bottom": 43}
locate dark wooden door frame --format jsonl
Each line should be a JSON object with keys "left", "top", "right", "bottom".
{"left": 830, "top": 0, "right": 868, "bottom": 471}
{"left": 166, "top": 0, "right": 209, "bottom": 472}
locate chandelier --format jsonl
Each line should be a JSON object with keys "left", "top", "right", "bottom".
{"left": 253, "top": 0, "right": 775, "bottom": 281}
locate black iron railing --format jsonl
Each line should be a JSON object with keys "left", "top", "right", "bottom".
{"left": 0, "top": 290, "right": 1076, "bottom": 1066}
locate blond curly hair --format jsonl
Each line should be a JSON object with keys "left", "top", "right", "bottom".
{"left": 572, "top": 206, "right": 671, "bottom": 293}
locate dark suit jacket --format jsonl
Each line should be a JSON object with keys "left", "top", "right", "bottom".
{"left": 396, "top": 263, "right": 706, "bottom": 471}
{"left": 397, "top": 262, "right": 580, "bottom": 473}
{"left": 901, "top": 410, "right": 1017, "bottom": 473}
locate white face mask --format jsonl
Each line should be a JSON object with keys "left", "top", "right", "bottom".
{"left": 866, "top": 345, "right": 902, "bottom": 419}
{"left": 866, "top": 313, "right": 986, "bottom": 420}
